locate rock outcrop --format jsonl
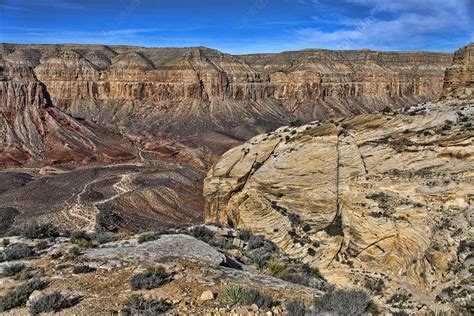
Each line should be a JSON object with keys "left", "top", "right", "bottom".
{"left": 204, "top": 99, "right": 473, "bottom": 306}
{"left": 0, "top": 44, "right": 453, "bottom": 157}
{"left": 443, "top": 43, "right": 473, "bottom": 99}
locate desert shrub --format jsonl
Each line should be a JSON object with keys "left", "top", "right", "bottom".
{"left": 130, "top": 265, "right": 171, "bottom": 290}
{"left": 121, "top": 295, "right": 170, "bottom": 316}
{"left": 247, "top": 235, "right": 265, "bottom": 250}
{"left": 285, "top": 301, "right": 306, "bottom": 316}
{"left": 9, "top": 222, "right": 59, "bottom": 239}
{"left": 290, "top": 119, "right": 302, "bottom": 127}
{"left": 241, "top": 289, "right": 273, "bottom": 309}
{"left": 73, "top": 265, "right": 96, "bottom": 274}
{"left": 301, "top": 264, "right": 323, "bottom": 279}
{"left": 237, "top": 229, "right": 252, "bottom": 242}
{"left": 90, "top": 232, "right": 119, "bottom": 245}
{"left": 190, "top": 226, "right": 214, "bottom": 243}
{"left": 248, "top": 248, "right": 271, "bottom": 267}
{"left": 313, "top": 289, "right": 372, "bottom": 315}
{"left": 266, "top": 260, "right": 287, "bottom": 278}
{"left": 137, "top": 230, "right": 171, "bottom": 244}
{"left": 281, "top": 270, "right": 310, "bottom": 287}
{"left": 1, "top": 263, "right": 25, "bottom": 277}
{"left": 68, "top": 247, "right": 82, "bottom": 257}
{"left": 220, "top": 284, "right": 247, "bottom": 305}
{"left": 35, "top": 240, "right": 49, "bottom": 251}
{"left": 70, "top": 231, "right": 94, "bottom": 249}
{"left": 29, "top": 291, "right": 79, "bottom": 315}
{"left": 51, "top": 251, "right": 63, "bottom": 260}
{"left": 0, "top": 278, "right": 47, "bottom": 312}
{"left": 1, "top": 243, "right": 34, "bottom": 261}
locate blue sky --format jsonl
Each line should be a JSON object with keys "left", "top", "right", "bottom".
{"left": 1, "top": 0, "right": 472, "bottom": 54}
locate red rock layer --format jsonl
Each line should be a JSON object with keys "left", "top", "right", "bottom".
{"left": 0, "top": 58, "right": 136, "bottom": 167}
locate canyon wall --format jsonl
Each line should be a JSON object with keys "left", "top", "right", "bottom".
{"left": 443, "top": 43, "right": 473, "bottom": 98}
{"left": 0, "top": 44, "right": 452, "bottom": 157}
{"left": 0, "top": 56, "right": 136, "bottom": 167}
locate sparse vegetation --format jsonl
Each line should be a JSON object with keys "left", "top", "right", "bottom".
{"left": 241, "top": 288, "right": 273, "bottom": 309}
{"left": 73, "top": 264, "right": 96, "bottom": 274}
{"left": 138, "top": 231, "right": 165, "bottom": 243}
{"left": 8, "top": 222, "right": 59, "bottom": 239}
{"left": 0, "top": 278, "right": 47, "bottom": 312}
{"left": 220, "top": 284, "right": 247, "bottom": 305}
{"left": 130, "top": 265, "right": 171, "bottom": 290}
{"left": 285, "top": 301, "right": 306, "bottom": 316}
{"left": 1, "top": 243, "right": 34, "bottom": 261}
{"left": 121, "top": 294, "right": 171, "bottom": 316}
{"left": 35, "top": 240, "right": 49, "bottom": 251}
{"left": 29, "top": 291, "right": 80, "bottom": 315}
{"left": 1, "top": 263, "right": 25, "bottom": 277}
{"left": 266, "top": 260, "right": 288, "bottom": 278}
{"left": 313, "top": 289, "right": 373, "bottom": 315}
{"left": 190, "top": 226, "right": 215, "bottom": 243}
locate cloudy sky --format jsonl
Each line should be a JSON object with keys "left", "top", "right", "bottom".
{"left": 1, "top": 0, "right": 472, "bottom": 54}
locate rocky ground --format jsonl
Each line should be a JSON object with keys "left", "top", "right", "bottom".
{"left": 1, "top": 223, "right": 339, "bottom": 315}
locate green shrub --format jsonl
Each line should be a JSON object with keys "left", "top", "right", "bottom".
{"left": 1, "top": 263, "right": 25, "bottom": 277}
{"left": 266, "top": 260, "right": 287, "bottom": 277}
{"left": 220, "top": 284, "right": 246, "bottom": 305}
{"left": 313, "top": 289, "right": 372, "bottom": 315}
{"left": 285, "top": 301, "right": 306, "bottom": 316}
{"left": 241, "top": 289, "right": 273, "bottom": 309}
{"left": 130, "top": 265, "right": 171, "bottom": 290}
{"left": 121, "top": 295, "right": 170, "bottom": 316}
{"left": 0, "top": 278, "right": 47, "bottom": 312}
{"left": 29, "top": 291, "right": 79, "bottom": 315}
{"left": 35, "top": 240, "right": 49, "bottom": 251}
{"left": 1, "top": 243, "right": 34, "bottom": 261}
{"left": 73, "top": 265, "right": 96, "bottom": 274}
{"left": 70, "top": 231, "right": 94, "bottom": 249}
{"left": 9, "top": 222, "right": 59, "bottom": 239}
{"left": 190, "top": 226, "right": 214, "bottom": 243}
{"left": 90, "top": 232, "right": 119, "bottom": 245}
{"left": 137, "top": 231, "right": 167, "bottom": 244}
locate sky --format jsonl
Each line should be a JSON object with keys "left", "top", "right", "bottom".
{"left": 1, "top": 0, "right": 473, "bottom": 54}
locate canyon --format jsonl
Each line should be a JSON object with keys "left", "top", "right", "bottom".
{"left": 0, "top": 42, "right": 472, "bottom": 314}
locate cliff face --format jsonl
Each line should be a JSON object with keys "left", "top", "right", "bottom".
{"left": 0, "top": 57, "right": 136, "bottom": 167}
{"left": 0, "top": 44, "right": 452, "bottom": 157}
{"left": 443, "top": 43, "right": 474, "bottom": 99}
{"left": 204, "top": 99, "right": 473, "bottom": 306}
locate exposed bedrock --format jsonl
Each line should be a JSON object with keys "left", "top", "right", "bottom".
{"left": 204, "top": 99, "right": 473, "bottom": 296}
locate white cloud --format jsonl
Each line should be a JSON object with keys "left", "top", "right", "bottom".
{"left": 295, "top": 0, "right": 473, "bottom": 51}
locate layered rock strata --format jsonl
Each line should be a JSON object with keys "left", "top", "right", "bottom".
{"left": 0, "top": 57, "right": 136, "bottom": 167}
{"left": 0, "top": 44, "right": 453, "bottom": 157}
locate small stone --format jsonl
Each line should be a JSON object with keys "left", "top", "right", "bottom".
{"left": 250, "top": 303, "right": 259, "bottom": 311}
{"left": 200, "top": 290, "right": 215, "bottom": 301}
{"left": 232, "top": 238, "right": 245, "bottom": 248}
{"left": 27, "top": 290, "right": 45, "bottom": 307}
